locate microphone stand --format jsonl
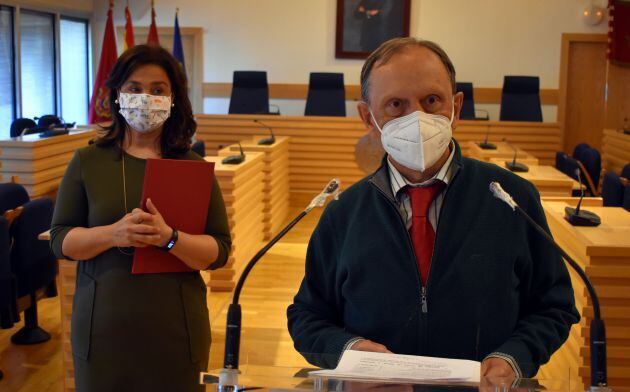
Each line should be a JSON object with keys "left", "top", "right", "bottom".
{"left": 489, "top": 182, "right": 610, "bottom": 392}
{"left": 564, "top": 168, "right": 601, "bottom": 226}
{"left": 207, "top": 179, "right": 341, "bottom": 392}
{"left": 222, "top": 142, "right": 246, "bottom": 165}
{"left": 503, "top": 139, "right": 529, "bottom": 173}
{"left": 478, "top": 126, "right": 497, "bottom": 149}
{"left": 254, "top": 119, "right": 276, "bottom": 145}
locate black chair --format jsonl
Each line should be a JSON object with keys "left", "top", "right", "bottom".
{"left": 601, "top": 171, "right": 625, "bottom": 207}
{"left": 304, "top": 73, "right": 346, "bottom": 117}
{"left": 573, "top": 145, "right": 601, "bottom": 196}
{"left": 456, "top": 82, "right": 476, "bottom": 120}
{"left": 499, "top": 76, "right": 543, "bottom": 122}
{"left": 228, "top": 71, "right": 271, "bottom": 114}
{"left": 9, "top": 198, "right": 58, "bottom": 344}
{"left": 572, "top": 143, "right": 590, "bottom": 159}
{"left": 0, "top": 183, "right": 30, "bottom": 216}
{"left": 36, "top": 115, "right": 62, "bottom": 129}
{"left": 621, "top": 163, "right": 630, "bottom": 180}
{"left": 624, "top": 184, "right": 630, "bottom": 212}
{"left": 555, "top": 152, "right": 569, "bottom": 173}
{"left": 10, "top": 118, "right": 37, "bottom": 138}
{"left": 0, "top": 216, "right": 18, "bottom": 330}
{"left": 192, "top": 140, "right": 206, "bottom": 157}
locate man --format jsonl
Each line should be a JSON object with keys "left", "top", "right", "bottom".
{"left": 287, "top": 37, "right": 579, "bottom": 381}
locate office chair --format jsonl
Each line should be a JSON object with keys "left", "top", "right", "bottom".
{"left": 10, "top": 118, "right": 37, "bottom": 138}
{"left": 36, "top": 115, "right": 62, "bottom": 129}
{"left": 621, "top": 163, "right": 630, "bottom": 180}
{"left": 0, "top": 183, "right": 30, "bottom": 216}
{"left": 555, "top": 152, "right": 569, "bottom": 174}
{"left": 601, "top": 171, "right": 625, "bottom": 207}
{"left": 572, "top": 143, "right": 590, "bottom": 159}
{"left": 304, "top": 72, "right": 346, "bottom": 117}
{"left": 228, "top": 71, "right": 271, "bottom": 114}
{"left": 499, "top": 76, "right": 543, "bottom": 122}
{"left": 9, "top": 198, "right": 58, "bottom": 345}
{"left": 0, "top": 216, "right": 18, "bottom": 330}
{"left": 574, "top": 146, "right": 601, "bottom": 196}
{"left": 192, "top": 140, "right": 206, "bottom": 157}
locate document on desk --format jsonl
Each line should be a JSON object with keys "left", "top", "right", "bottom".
{"left": 309, "top": 351, "right": 480, "bottom": 383}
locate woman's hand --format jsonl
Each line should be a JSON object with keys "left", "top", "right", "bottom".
{"left": 110, "top": 210, "right": 160, "bottom": 248}
{"left": 131, "top": 198, "right": 172, "bottom": 248}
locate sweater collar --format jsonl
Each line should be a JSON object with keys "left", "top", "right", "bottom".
{"left": 368, "top": 138, "right": 463, "bottom": 204}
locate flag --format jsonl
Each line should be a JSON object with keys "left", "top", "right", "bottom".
{"left": 172, "top": 9, "right": 186, "bottom": 72}
{"left": 123, "top": 5, "right": 135, "bottom": 50}
{"left": 88, "top": 2, "right": 118, "bottom": 124}
{"left": 608, "top": 0, "right": 630, "bottom": 66}
{"left": 147, "top": 0, "right": 160, "bottom": 46}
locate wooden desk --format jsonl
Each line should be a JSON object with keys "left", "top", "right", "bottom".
{"left": 204, "top": 152, "right": 266, "bottom": 291}
{"left": 467, "top": 141, "right": 538, "bottom": 163}
{"left": 488, "top": 157, "right": 541, "bottom": 167}
{"left": 195, "top": 115, "right": 562, "bottom": 205}
{"left": 0, "top": 130, "right": 96, "bottom": 198}
{"left": 495, "top": 165, "right": 581, "bottom": 197}
{"left": 602, "top": 129, "right": 630, "bottom": 175}
{"left": 537, "top": 202, "right": 630, "bottom": 392}
{"left": 218, "top": 136, "right": 290, "bottom": 241}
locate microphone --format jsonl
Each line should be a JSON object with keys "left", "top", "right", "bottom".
{"left": 564, "top": 168, "right": 601, "bottom": 227}
{"left": 477, "top": 126, "right": 497, "bottom": 149}
{"left": 254, "top": 119, "right": 276, "bottom": 145}
{"left": 221, "top": 142, "right": 246, "bottom": 165}
{"left": 503, "top": 138, "right": 529, "bottom": 173}
{"left": 489, "top": 182, "right": 608, "bottom": 390}
{"left": 205, "top": 179, "right": 341, "bottom": 390}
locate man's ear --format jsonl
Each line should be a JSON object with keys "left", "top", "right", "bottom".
{"left": 451, "top": 91, "right": 464, "bottom": 130}
{"left": 357, "top": 101, "right": 380, "bottom": 140}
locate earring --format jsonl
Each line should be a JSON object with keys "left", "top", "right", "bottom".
{"left": 115, "top": 99, "right": 119, "bottom": 104}
{"left": 171, "top": 103, "right": 175, "bottom": 107}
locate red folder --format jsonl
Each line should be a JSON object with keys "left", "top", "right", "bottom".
{"left": 132, "top": 158, "right": 215, "bottom": 274}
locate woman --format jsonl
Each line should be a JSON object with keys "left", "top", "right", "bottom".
{"left": 50, "top": 45, "right": 231, "bottom": 391}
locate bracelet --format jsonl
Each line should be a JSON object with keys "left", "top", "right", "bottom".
{"left": 161, "top": 228, "right": 178, "bottom": 252}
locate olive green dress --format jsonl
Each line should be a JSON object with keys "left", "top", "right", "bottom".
{"left": 50, "top": 144, "right": 231, "bottom": 392}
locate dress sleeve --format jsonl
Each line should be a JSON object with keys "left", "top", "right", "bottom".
{"left": 50, "top": 150, "right": 88, "bottom": 260}
{"left": 204, "top": 176, "right": 232, "bottom": 270}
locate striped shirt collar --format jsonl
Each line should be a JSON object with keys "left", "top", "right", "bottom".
{"left": 387, "top": 141, "right": 456, "bottom": 199}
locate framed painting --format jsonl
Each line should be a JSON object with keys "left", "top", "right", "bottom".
{"left": 335, "top": 0, "right": 411, "bottom": 59}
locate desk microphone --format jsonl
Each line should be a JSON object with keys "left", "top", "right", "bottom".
{"left": 489, "top": 182, "right": 609, "bottom": 391}
{"left": 221, "top": 142, "right": 246, "bottom": 165}
{"left": 254, "top": 119, "right": 276, "bottom": 145}
{"left": 503, "top": 138, "right": 529, "bottom": 173}
{"left": 565, "top": 168, "right": 601, "bottom": 227}
{"left": 202, "top": 179, "right": 341, "bottom": 391}
{"left": 477, "top": 126, "right": 497, "bottom": 149}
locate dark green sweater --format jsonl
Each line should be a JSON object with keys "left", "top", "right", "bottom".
{"left": 287, "top": 140, "right": 579, "bottom": 377}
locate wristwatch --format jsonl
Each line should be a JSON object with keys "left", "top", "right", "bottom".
{"left": 161, "top": 228, "right": 178, "bottom": 251}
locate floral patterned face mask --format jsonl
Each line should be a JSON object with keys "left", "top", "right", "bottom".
{"left": 118, "top": 92, "right": 172, "bottom": 133}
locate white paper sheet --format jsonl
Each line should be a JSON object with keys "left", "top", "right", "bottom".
{"left": 309, "top": 350, "right": 480, "bottom": 383}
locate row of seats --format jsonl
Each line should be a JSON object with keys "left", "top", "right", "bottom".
{"left": 10, "top": 115, "right": 76, "bottom": 138}
{"left": 229, "top": 71, "right": 347, "bottom": 117}
{"left": 457, "top": 76, "right": 543, "bottom": 122}
{"left": 229, "top": 72, "right": 545, "bottom": 121}
{"left": 0, "top": 182, "right": 58, "bottom": 345}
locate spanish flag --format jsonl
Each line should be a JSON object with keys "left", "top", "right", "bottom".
{"left": 123, "top": 5, "right": 135, "bottom": 50}
{"left": 147, "top": 0, "right": 160, "bottom": 46}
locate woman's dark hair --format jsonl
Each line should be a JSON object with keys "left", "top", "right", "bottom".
{"left": 96, "top": 44, "right": 195, "bottom": 158}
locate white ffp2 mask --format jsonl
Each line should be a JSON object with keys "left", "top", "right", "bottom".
{"left": 370, "top": 105, "right": 454, "bottom": 172}
{"left": 118, "top": 92, "right": 172, "bottom": 133}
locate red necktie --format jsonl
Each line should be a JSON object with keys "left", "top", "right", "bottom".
{"left": 406, "top": 182, "right": 445, "bottom": 286}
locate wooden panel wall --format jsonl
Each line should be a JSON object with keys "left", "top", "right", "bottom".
{"left": 195, "top": 114, "right": 562, "bottom": 205}
{"left": 202, "top": 82, "right": 559, "bottom": 105}
{"left": 602, "top": 129, "right": 630, "bottom": 175}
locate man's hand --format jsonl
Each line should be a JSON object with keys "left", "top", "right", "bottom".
{"left": 480, "top": 357, "right": 516, "bottom": 388}
{"left": 350, "top": 339, "right": 392, "bottom": 353}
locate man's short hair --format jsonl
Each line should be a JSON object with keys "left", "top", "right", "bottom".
{"left": 360, "top": 37, "right": 457, "bottom": 103}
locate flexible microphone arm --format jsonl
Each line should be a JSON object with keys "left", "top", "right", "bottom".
{"left": 218, "top": 179, "right": 341, "bottom": 391}
{"left": 489, "top": 182, "right": 608, "bottom": 389}
{"left": 575, "top": 168, "right": 585, "bottom": 215}
{"left": 502, "top": 138, "right": 518, "bottom": 166}
{"left": 254, "top": 119, "right": 276, "bottom": 145}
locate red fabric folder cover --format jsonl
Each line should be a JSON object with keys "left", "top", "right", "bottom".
{"left": 132, "top": 158, "right": 215, "bottom": 274}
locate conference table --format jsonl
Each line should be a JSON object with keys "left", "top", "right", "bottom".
{"left": 466, "top": 140, "right": 539, "bottom": 163}
{"left": 0, "top": 129, "right": 96, "bottom": 198}
{"left": 493, "top": 164, "right": 582, "bottom": 197}
{"left": 537, "top": 201, "right": 630, "bottom": 392}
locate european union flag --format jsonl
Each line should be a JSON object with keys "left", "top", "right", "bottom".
{"left": 173, "top": 11, "right": 186, "bottom": 73}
